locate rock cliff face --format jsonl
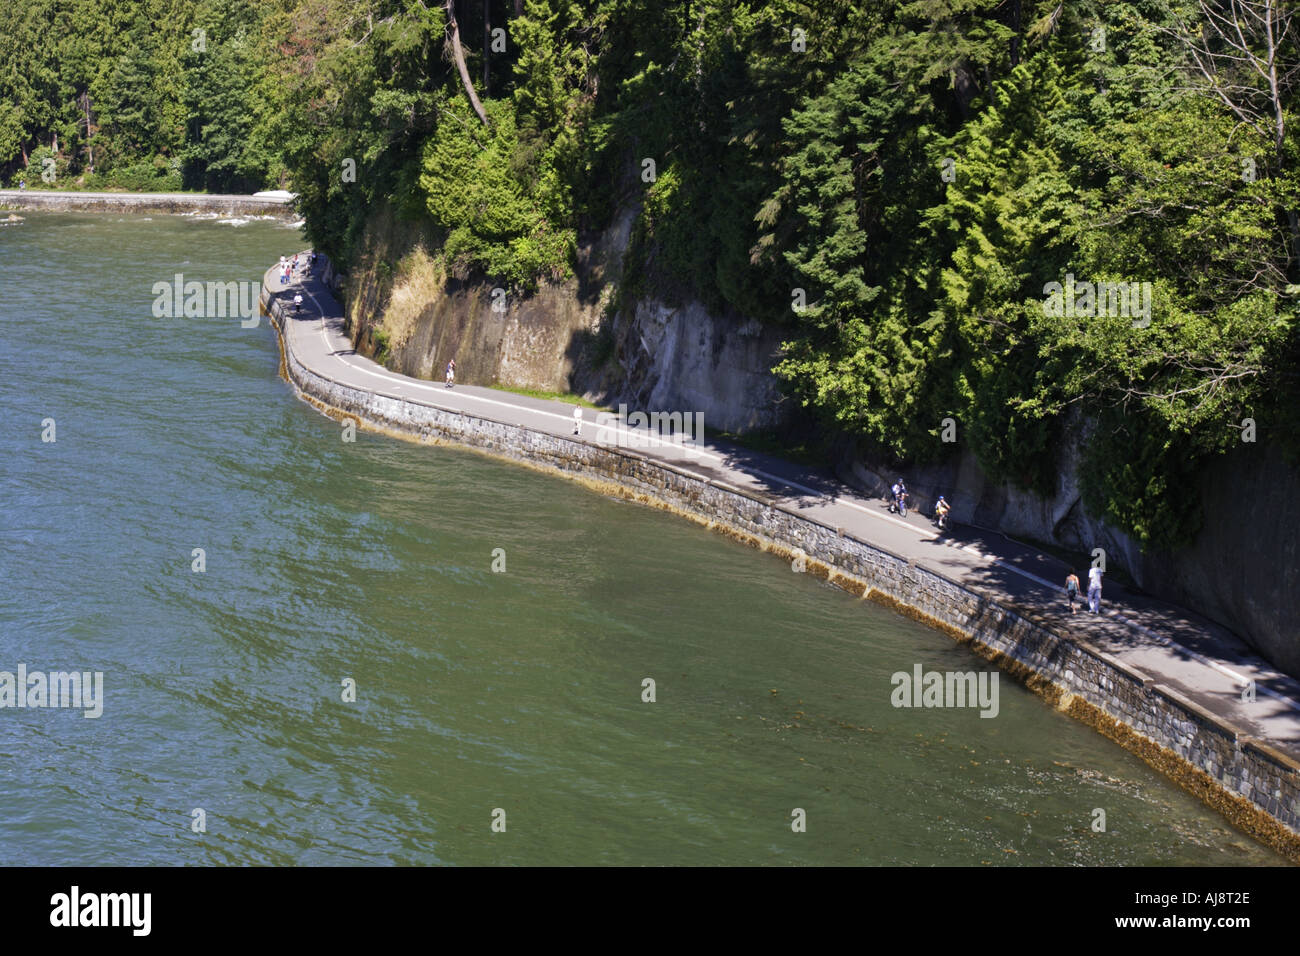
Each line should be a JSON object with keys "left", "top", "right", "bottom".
{"left": 1139, "top": 444, "right": 1298, "bottom": 677}
{"left": 344, "top": 203, "right": 787, "bottom": 435}
{"left": 339, "top": 201, "right": 1296, "bottom": 677}
{"left": 612, "top": 298, "right": 787, "bottom": 434}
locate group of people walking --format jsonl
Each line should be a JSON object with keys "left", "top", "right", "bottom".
{"left": 277, "top": 252, "right": 317, "bottom": 286}
{"left": 278, "top": 252, "right": 321, "bottom": 312}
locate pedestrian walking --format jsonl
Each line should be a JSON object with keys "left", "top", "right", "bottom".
{"left": 1087, "top": 565, "right": 1103, "bottom": 614}
{"left": 1065, "top": 571, "right": 1080, "bottom": 615}
{"left": 445, "top": 359, "right": 455, "bottom": 388}
{"left": 293, "top": 292, "right": 303, "bottom": 313}
{"left": 573, "top": 406, "right": 582, "bottom": 435}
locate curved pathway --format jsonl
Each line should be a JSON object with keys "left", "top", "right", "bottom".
{"left": 262, "top": 254, "right": 1300, "bottom": 768}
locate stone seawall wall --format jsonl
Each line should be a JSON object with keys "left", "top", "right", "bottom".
{"left": 262, "top": 285, "right": 1300, "bottom": 859}
{"left": 0, "top": 190, "right": 297, "bottom": 218}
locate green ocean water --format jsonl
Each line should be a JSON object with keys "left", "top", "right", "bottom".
{"left": 0, "top": 212, "right": 1283, "bottom": 865}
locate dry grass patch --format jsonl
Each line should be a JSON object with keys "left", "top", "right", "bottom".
{"left": 380, "top": 245, "right": 447, "bottom": 351}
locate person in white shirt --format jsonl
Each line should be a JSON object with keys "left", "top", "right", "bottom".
{"left": 573, "top": 406, "right": 582, "bottom": 435}
{"left": 1087, "top": 566, "right": 1103, "bottom": 613}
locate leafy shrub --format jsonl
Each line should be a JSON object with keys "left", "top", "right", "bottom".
{"left": 420, "top": 100, "right": 574, "bottom": 291}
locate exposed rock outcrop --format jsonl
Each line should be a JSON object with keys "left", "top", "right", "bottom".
{"left": 343, "top": 203, "right": 787, "bottom": 434}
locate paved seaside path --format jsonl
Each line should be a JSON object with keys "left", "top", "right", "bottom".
{"left": 264, "top": 254, "right": 1300, "bottom": 764}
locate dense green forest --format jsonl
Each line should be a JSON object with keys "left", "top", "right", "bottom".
{"left": 2, "top": 0, "right": 1298, "bottom": 551}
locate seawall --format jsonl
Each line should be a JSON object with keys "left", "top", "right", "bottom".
{"left": 261, "top": 274, "right": 1300, "bottom": 861}
{"left": 0, "top": 189, "right": 297, "bottom": 219}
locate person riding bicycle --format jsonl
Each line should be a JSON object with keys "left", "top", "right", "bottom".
{"left": 890, "top": 479, "right": 908, "bottom": 516}
{"left": 935, "top": 495, "right": 950, "bottom": 529}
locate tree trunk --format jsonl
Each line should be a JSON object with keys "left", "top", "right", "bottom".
{"left": 952, "top": 67, "right": 975, "bottom": 120}
{"left": 1010, "top": 0, "right": 1022, "bottom": 66}
{"left": 1261, "top": 0, "right": 1300, "bottom": 276}
{"left": 445, "top": 0, "right": 490, "bottom": 125}
{"left": 82, "top": 92, "right": 94, "bottom": 173}
{"left": 1184, "top": 0, "right": 1299, "bottom": 277}
{"left": 483, "top": 0, "right": 490, "bottom": 97}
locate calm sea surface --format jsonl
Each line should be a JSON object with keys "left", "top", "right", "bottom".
{"left": 0, "top": 212, "right": 1283, "bottom": 865}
